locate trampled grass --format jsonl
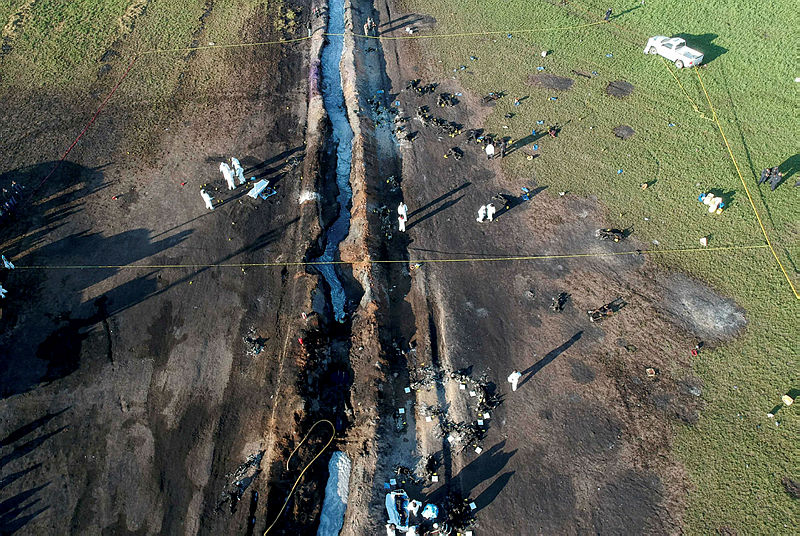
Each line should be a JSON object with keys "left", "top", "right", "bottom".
{"left": 396, "top": 0, "right": 799, "bottom": 532}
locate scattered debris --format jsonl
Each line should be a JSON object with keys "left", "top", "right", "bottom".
{"left": 550, "top": 292, "right": 570, "bottom": 312}
{"left": 588, "top": 297, "right": 627, "bottom": 322}
{"left": 595, "top": 228, "right": 626, "bottom": 242}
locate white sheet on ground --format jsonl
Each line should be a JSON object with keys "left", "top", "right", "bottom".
{"left": 316, "top": 451, "right": 352, "bottom": 536}
{"left": 247, "top": 179, "right": 270, "bottom": 199}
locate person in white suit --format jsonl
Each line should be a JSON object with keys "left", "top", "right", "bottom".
{"left": 397, "top": 202, "right": 408, "bottom": 220}
{"left": 486, "top": 203, "right": 497, "bottom": 222}
{"left": 200, "top": 189, "right": 215, "bottom": 210}
{"left": 230, "top": 157, "right": 246, "bottom": 185}
{"left": 507, "top": 370, "right": 521, "bottom": 391}
{"left": 220, "top": 162, "right": 236, "bottom": 190}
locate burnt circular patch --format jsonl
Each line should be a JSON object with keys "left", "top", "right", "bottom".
{"left": 528, "top": 73, "right": 574, "bottom": 91}
{"left": 613, "top": 125, "right": 635, "bottom": 139}
{"left": 606, "top": 80, "right": 634, "bottom": 98}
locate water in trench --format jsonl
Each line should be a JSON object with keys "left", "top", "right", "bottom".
{"left": 316, "top": 0, "right": 354, "bottom": 322}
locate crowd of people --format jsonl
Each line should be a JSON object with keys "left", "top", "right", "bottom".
{"left": 0, "top": 181, "right": 24, "bottom": 223}
{"left": 758, "top": 166, "right": 784, "bottom": 191}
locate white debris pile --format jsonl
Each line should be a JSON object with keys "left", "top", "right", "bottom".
{"left": 316, "top": 451, "right": 352, "bottom": 536}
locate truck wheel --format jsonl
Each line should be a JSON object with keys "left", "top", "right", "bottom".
{"left": 648, "top": 47, "right": 657, "bottom": 55}
{"left": 675, "top": 60, "right": 684, "bottom": 69}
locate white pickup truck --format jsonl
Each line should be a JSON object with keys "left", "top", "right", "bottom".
{"left": 644, "top": 36, "right": 704, "bottom": 68}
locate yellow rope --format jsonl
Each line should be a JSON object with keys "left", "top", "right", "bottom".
{"left": 140, "top": 21, "right": 606, "bottom": 55}
{"left": 693, "top": 67, "right": 799, "bottom": 300}
{"left": 263, "top": 419, "right": 336, "bottom": 535}
{"left": 9, "top": 243, "right": 769, "bottom": 270}
{"left": 658, "top": 57, "right": 710, "bottom": 120}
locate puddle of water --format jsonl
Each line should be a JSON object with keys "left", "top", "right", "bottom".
{"left": 315, "top": 0, "right": 354, "bottom": 322}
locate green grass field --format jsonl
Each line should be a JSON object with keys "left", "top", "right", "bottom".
{"left": 397, "top": 0, "right": 798, "bottom": 531}
{"left": 0, "top": 0, "right": 294, "bottom": 155}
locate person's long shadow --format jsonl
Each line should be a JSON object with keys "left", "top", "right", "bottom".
{"left": 425, "top": 440, "right": 516, "bottom": 504}
{"left": 407, "top": 195, "right": 464, "bottom": 230}
{"left": 494, "top": 186, "right": 547, "bottom": 219}
{"left": 0, "top": 483, "right": 51, "bottom": 534}
{"left": 518, "top": 331, "right": 583, "bottom": 389}
{"left": 610, "top": 5, "right": 642, "bottom": 20}
{"left": 232, "top": 146, "right": 304, "bottom": 175}
{"left": 408, "top": 181, "right": 471, "bottom": 218}
{"left": 473, "top": 471, "right": 515, "bottom": 513}
{"left": 0, "top": 409, "right": 69, "bottom": 449}
{"left": 505, "top": 131, "right": 547, "bottom": 155}
{"left": 779, "top": 153, "right": 799, "bottom": 183}
{"left": 379, "top": 15, "right": 424, "bottom": 34}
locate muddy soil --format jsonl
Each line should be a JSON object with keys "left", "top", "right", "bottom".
{"left": 0, "top": 3, "right": 332, "bottom": 535}
{"left": 342, "top": 0, "right": 748, "bottom": 533}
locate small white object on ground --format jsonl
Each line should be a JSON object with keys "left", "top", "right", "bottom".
{"left": 477, "top": 419, "right": 484, "bottom": 426}
{"left": 317, "top": 451, "right": 352, "bottom": 536}
{"left": 699, "top": 237, "right": 708, "bottom": 247}
{"left": 475, "top": 446, "right": 482, "bottom": 454}
{"left": 447, "top": 435, "right": 455, "bottom": 443}
{"left": 469, "top": 502, "right": 477, "bottom": 510}
{"left": 469, "top": 390, "right": 477, "bottom": 397}
{"left": 398, "top": 407, "right": 405, "bottom": 414}
{"left": 247, "top": 179, "right": 270, "bottom": 199}
{"left": 541, "top": 50, "right": 548, "bottom": 57}
{"left": 200, "top": 189, "right": 214, "bottom": 210}
{"left": 425, "top": 416, "right": 432, "bottom": 422}
{"left": 404, "top": 387, "right": 411, "bottom": 393}
{"left": 782, "top": 395, "right": 794, "bottom": 406}
{"left": 459, "top": 384, "right": 466, "bottom": 390}
{"left": 485, "top": 143, "right": 495, "bottom": 158}
{"left": 483, "top": 412, "right": 490, "bottom": 418}
{"left": 431, "top": 475, "right": 439, "bottom": 482}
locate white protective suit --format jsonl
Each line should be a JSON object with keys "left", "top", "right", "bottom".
{"left": 220, "top": 162, "right": 236, "bottom": 190}
{"left": 200, "top": 189, "right": 215, "bottom": 210}
{"left": 230, "top": 157, "right": 246, "bottom": 185}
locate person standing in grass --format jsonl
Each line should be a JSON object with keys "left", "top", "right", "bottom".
{"left": 604, "top": 8, "right": 612, "bottom": 21}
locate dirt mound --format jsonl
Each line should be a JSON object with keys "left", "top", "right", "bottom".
{"left": 528, "top": 73, "right": 574, "bottom": 91}
{"left": 606, "top": 80, "right": 634, "bottom": 98}
{"left": 658, "top": 273, "right": 747, "bottom": 340}
{"left": 613, "top": 125, "right": 635, "bottom": 139}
